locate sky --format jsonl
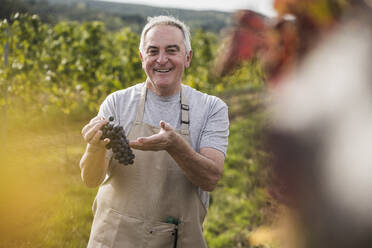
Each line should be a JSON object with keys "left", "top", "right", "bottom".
{"left": 98, "top": 0, "right": 277, "bottom": 17}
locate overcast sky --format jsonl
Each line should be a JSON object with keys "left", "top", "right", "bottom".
{"left": 98, "top": 0, "right": 277, "bottom": 17}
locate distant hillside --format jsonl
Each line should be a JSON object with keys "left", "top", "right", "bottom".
{"left": 86, "top": 0, "right": 232, "bottom": 33}
{"left": 16, "top": 0, "right": 233, "bottom": 33}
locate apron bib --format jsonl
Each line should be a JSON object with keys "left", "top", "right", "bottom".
{"left": 87, "top": 84, "right": 208, "bottom": 248}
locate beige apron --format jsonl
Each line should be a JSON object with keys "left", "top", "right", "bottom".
{"left": 87, "top": 84, "right": 208, "bottom": 248}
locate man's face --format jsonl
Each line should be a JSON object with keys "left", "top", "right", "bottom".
{"left": 140, "top": 25, "right": 192, "bottom": 95}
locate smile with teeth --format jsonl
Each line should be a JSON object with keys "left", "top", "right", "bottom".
{"left": 154, "top": 68, "right": 173, "bottom": 73}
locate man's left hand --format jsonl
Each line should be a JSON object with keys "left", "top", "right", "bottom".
{"left": 130, "top": 121, "right": 176, "bottom": 151}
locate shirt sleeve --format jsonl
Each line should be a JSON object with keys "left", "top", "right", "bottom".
{"left": 199, "top": 99, "right": 229, "bottom": 156}
{"left": 97, "top": 93, "right": 117, "bottom": 121}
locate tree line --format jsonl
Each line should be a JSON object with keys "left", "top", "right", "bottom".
{"left": 0, "top": 13, "right": 262, "bottom": 115}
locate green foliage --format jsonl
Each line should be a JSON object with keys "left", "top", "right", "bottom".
{"left": 205, "top": 110, "right": 272, "bottom": 248}
{"left": 185, "top": 29, "right": 216, "bottom": 91}
{"left": 0, "top": 13, "right": 273, "bottom": 248}
{"left": 0, "top": 13, "right": 262, "bottom": 115}
{"left": 0, "top": 13, "right": 145, "bottom": 114}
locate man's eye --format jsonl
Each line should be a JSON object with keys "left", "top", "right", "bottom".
{"left": 147, "top": 50, "right": 158, "bottom": 55}
{"left": 167, "top": 49, "right": 177, "bottom": 54}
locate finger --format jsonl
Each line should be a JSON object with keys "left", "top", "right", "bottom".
{"left": 82, "top": 122, "right": 98, "bottom": 140}
{"left": 82, "top": 115, "right": 107, "bottom": 133}
{"left": 129, "top": 137, "right": 146, "bottom": 146}
{"left": 82, "top": 118, "right": 106, "bottom": 136}
{"left": 130, "top": 138, "right": 165, "bottom": 151}
{"left": 129, "top": 140, "right": 143, "bottom": 150}
{"left": 82, "top": 122, "right": 95, "bottom": 136}
{"left": 83, "top": 125, "right": 99, "bottom": 143}
{"left": 90, "top": 116, "right": 105, "bottom": 124}
{"left": 130, "top": 144, "right": 152, "bottom": 151}
{"left": 83, "top": 121, "right": 107, "bottom": 143}
{"left": 137, "top": 134, "right": 163, "bottom": 144}
{"left": 89, "top": 133, "right": 111, "bottom": 147}
{"left": 130, "top": 138, "right": 151, "bottom": 146}
{"left": 89, "top": 129, "right": 103, "bottom": 144}
{"left": 103, "top": 138, "right": 111, "bottom": 145}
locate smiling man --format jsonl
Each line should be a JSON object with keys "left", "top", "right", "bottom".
{"left": 79, "top": 16, "right": 229, "bottom": 248}
{"left": 140, "top": 24, "right": 190, "bottom": 96}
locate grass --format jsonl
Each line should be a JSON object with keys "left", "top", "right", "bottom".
{"left": 0, "top": 96, "right": 276, "bottom": 248}
{"left": 0, "top": 117, "right": 96, "bottom": 248}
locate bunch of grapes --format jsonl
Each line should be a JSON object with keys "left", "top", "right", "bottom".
{"left": 100, "top": 116, "right": 135, "bottom": 165}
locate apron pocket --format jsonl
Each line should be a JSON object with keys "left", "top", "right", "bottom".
{"left": 93, "top": 208, "right": 145, "bottom": 248}
{"left": 92, "top": 208, "right": 120, "bottom": 248}
{"left": 112, "top": 209, "right": 146, "bottom": 248}
{"left": 144, "top": 221, "right": 178, "bottom": 248}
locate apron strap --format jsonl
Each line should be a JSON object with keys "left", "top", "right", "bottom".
{"left": 135, "top": 83, "right": 190, "bottom": 135}
{"left": 180, "top": 88, "right": 190, "bottom": 135}
{"left": 134, "top": 83, "right": 147, "bottom": 123}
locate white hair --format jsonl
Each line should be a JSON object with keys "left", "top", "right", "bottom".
{"left": 139, "top": 15, "right": 192, "bottom": 54}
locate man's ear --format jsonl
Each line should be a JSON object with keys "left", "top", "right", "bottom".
{"left": 139, "top": 51, "right": 146, "bottom": 70}
{"left": 185, "top": 50, "right": 193, "bottom": 68}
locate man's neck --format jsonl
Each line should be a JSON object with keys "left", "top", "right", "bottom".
{"left": 146, "top": 79, "right": 182, "bottom": 97}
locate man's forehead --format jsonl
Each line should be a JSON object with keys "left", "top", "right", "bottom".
{"left": 146, "top": 24, "right": 183, "bottom": 35}
{"left": 144, "top": 25, "right": 184, "bottom": 42}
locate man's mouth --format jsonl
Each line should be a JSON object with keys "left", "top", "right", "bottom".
{"left": 154, "top": 68, "right": 173, "bottom": 73}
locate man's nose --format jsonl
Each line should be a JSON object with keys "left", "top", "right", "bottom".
{"left": 156, "top": 51, "right": 168, "bottom": 64}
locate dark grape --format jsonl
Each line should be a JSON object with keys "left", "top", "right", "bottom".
{"left": 100, "top": 116, "right": 135, "bottom": 165}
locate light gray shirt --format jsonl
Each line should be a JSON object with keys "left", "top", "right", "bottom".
{"left": 98, "top": 82, "right": 229, "bottom": 209}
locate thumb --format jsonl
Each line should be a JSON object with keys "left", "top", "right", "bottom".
{"left": 160, "top": 120, "right": 172, "bottom": 131}
{"left": 103, "top": 138, "right": 111, "bottom": 145}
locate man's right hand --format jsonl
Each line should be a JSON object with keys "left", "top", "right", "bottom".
{"left": 80, "top": 116, "right": 112, "bottom": 187}
{"left": 81, "top": 116, "right": 111, "bottom": 151}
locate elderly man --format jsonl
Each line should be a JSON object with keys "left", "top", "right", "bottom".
{"left": 80, "top": 16, "right": 229, "bottom": 248}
